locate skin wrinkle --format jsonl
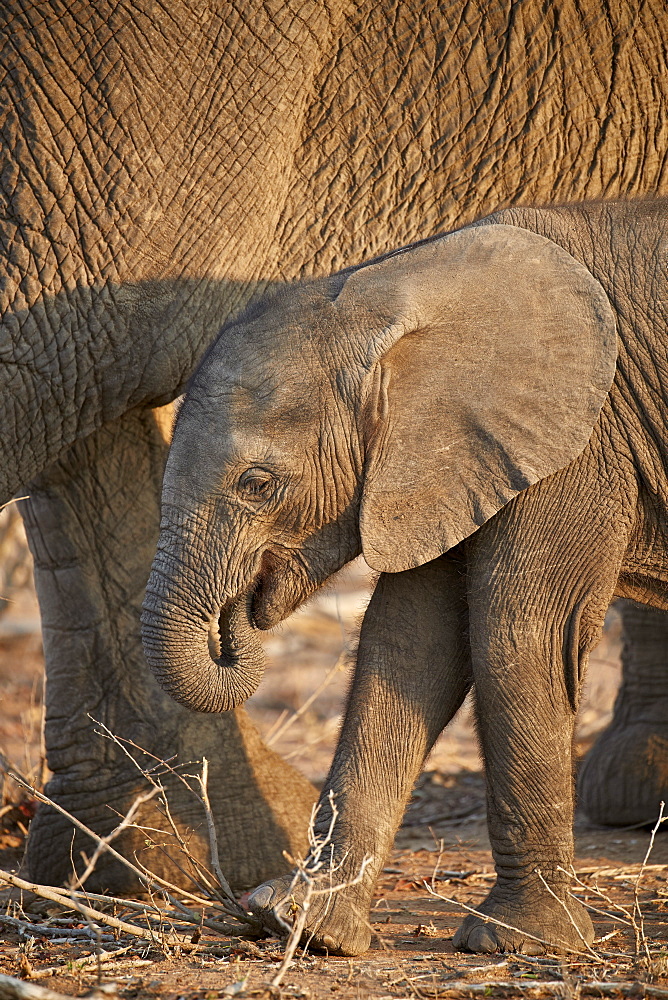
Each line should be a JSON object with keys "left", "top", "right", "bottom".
{"left": 3, "top": 0, "right": 332, "bottom": 316}
{"left": 314, "top": 2, "right": 664, "bottom": 270}
{"left": 316, "top": 418, "right": 355, "bottom": 525}
{"left": 148, "top": 545, "right": 217, "bottom": 609}
{"left": 590, "top": 2, "right": 645, "bottom": 191}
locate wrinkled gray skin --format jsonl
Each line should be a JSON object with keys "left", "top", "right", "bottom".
{"left": 143, "top": 199, "right": 668, "bottom": 955}
{"left": 3, "top": 1, "right": 668, "bottom": 891}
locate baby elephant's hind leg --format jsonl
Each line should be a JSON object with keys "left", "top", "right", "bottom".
{"left": 456, "top": 465, "right": 631, "bottom": 955}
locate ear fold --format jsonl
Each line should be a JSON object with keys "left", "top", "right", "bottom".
{"left": 348, "top": 224, "right": 617, "bottom": 573}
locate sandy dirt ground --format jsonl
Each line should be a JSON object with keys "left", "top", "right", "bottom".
{"left": 0, "top": 558, "right": 667, "bottom": 999}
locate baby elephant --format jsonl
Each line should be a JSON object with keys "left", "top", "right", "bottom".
{"left": 142, "top": 199, "right": 668, "bottom": 955}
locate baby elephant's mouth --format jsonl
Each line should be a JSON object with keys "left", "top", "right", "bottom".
{"left": 251, "top": 549, "right": 290, "bottom": 630}
{"left": 251, "top": 548, "right": 314, "bottom": 630}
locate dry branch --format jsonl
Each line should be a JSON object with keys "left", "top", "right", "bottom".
{"left": 633, "top": 800, "right": 666, "bottom": 967}
{"left": 0, "top": 974, "right": 117, "bottom": 1000}
{"left": 417, "top": 982, "right": 668, "bottom": 999}
{"left": 25, "top": 947, "right": 153, "bottom": 980}
{"left": 197, "top": 757, "right": 247, "bottom": 917}
{"left": 0, "top": 871, "right": 195, "bottom": 950}
{"left": 0, "top": 913, "right": 113, "bottom": 942}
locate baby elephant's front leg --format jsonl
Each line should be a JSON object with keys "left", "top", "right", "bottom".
{"left": 249, "top": 553, "right": 471, "bottom": 955}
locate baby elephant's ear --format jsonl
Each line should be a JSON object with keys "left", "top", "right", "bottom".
{"left": 356, "top": 224, "right": 617, "bottom": 573}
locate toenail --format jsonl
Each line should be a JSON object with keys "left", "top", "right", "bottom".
{"left": 470, "top": 925, "right": 498, "bottom": 953}
{"left": 248, "top": 883, "right": 275, "bottom": 910}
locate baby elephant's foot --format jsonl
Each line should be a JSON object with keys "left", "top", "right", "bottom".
{"left": 248, "top": 872, "right": 372, "bottom": 956}
{"left": 453, "top": 884, "right": 594, "bottom": 955}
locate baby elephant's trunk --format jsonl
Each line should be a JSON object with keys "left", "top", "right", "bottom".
{"left": 141, "top": 565, "right": 266, "bottom": 713}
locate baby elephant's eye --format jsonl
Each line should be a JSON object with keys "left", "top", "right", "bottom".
{"left": 238, "top": 468, "right": 276, "bottom": 501}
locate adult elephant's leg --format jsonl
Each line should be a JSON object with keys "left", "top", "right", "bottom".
{"left": 456, "top": 465, "right": 631, "bottom": 954}
{"left": 23, "top": 406, "right": 315, "bottom": 893}
{"left": 579, "top": 600, "right": 668, "bottom": 826}
{"left": 249, "top": 552, "right": 472, "bottom": 956}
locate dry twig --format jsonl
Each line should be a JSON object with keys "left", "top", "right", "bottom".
{"left": 410, "top": 982, "right": 668, "bottom": 999}
{"left": 196, "top": 757, "right": 247, "bottom": 918}
{"left": 68, "top": 788, "right": 160, "bottom": 892}
{"left": 0, "top": 974, "right": 118, "bottom": 1000}
{"left": 633, "top": 799, "right": 666, "bottom": 969}
{"left": 0, "top": 871, "right": 194, "bottom": 950}
{"left": 535, "top": 868, "right": 601, "bottom": 960}
{"left": 0, "top": 913, "right": 112, "bottom": 942}
{"left": 422, "top": 881, "right": 594, "bottom": 958}
{"left": 265, "top": 651, "right": 347, "bottom": 748}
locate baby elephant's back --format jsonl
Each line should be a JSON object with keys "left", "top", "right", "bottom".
{"left": 492, "top": 197, "right": 666, "bottom": 457}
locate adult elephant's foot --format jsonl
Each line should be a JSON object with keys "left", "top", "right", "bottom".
{"left": 579, "top": 600, "right": 668, "bottom": 827}
{"left": 26, "top": 707, "right": 316, "bottom": 894}
{"left": 452, "top": 883, "right": 594, "bottom": 955}
{"left": 248, "top": 868, "right": 373, "bottom": 956}
{"left": 578, "top": 721, "right": 668, "bottom": 827}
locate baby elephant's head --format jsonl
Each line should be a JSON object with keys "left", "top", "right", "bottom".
{"left": 142, "top": 223, "right": 616, "bottom": 712}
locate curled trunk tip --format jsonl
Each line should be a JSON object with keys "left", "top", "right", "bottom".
{"left": 141, "top": 587, "right": 266, "bottom": 713}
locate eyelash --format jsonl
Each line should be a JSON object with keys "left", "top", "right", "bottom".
{"left": 238, "top": 469, "right": 276, "bottom": 502}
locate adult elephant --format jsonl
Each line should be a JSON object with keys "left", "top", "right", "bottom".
{"left": 2, "top": 0, "right": 667, "bottom": 891}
